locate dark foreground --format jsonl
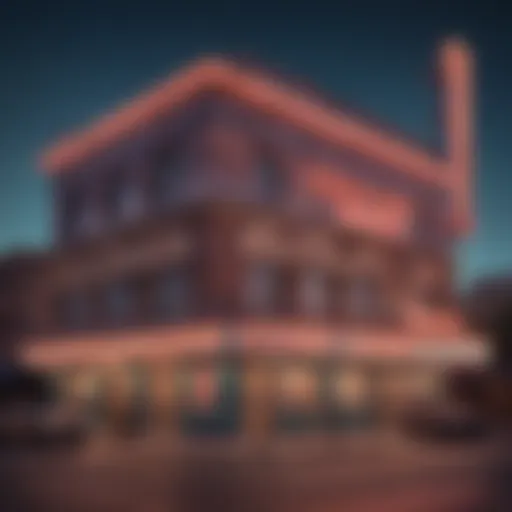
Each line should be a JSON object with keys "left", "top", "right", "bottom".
{"left": 0, "top": 433, "right": 509, "bottom": 512}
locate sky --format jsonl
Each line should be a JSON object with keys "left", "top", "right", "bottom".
{"left": 0, "top": 0, "right": 510, "bottom": 287}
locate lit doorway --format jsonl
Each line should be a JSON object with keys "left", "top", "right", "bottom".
{"left": 180, "top": 358, "right": 242, "bottom": 438}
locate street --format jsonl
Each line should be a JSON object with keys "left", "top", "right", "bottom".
{"left": 0, "top": 432, "right": 505, "bottom": 512}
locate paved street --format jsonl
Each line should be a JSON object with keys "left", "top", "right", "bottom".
{"left": 0, "top": 433, "right": 507, "bottom": 512}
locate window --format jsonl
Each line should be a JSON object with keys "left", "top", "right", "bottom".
{"left": 105, "top": 281, "right": 136, "bottom": 325}
{"left": 59, "top": 291, "right": 89, "bottom": 330}
{"left": 62, "top": 187, "right": 81, "bottom": 239}
{"left": 62, "top": 186, "right": 99, "bottom": 240}
{"left": 299, "top": 270, "right": 326, "bottom": 316}
{"left": 121, "top": 185, "right": 143, "bottom": 219}
{"left": 151, "top": 148, "right": 185, "bottom": 205}
{"left": 105, "top": 171, "right": 142, "bottom": 222}
{"left": 259, "top": 152, "right": 286, "bottom": 201}
{"left": 156, "top": 269, "right": 188, "bottom": 320}
{"left": 79, "top": 206, "right": 101, "bottom": 236}
{"left": 346, "top": 275, "right": 381, "bottom": 320}
{"left": 245, "top": 263, "right": 277, "bottom": 315}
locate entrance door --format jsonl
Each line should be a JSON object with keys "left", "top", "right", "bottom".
{"left": 180, "top": 359, "right": 241, "bottom": 438}
{"left": 124, "top": 364, "right": 150, "bottom": 436}
{"left": 326, "top": 366, "right": 377, "bottom": 431}
{"left": 76, "top": 371, "right": 108, "bottom": 433}
{"left": 275, "top": 364, "right": 322, "bottom": 433}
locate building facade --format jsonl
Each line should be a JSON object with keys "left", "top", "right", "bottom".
{"left": 13, "top": 38, "right": 486, "bottom": 440}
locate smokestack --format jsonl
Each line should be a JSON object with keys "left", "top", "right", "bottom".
{"left": 438, "top": 36, "right": 475, "bottom": 234}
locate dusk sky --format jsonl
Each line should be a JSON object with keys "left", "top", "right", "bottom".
{"left": 0, "top": 1, "right": 510, "bottom": 287}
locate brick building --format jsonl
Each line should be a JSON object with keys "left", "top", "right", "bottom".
{"left": 11, "top": 37, "right": 486, "bottom": 439}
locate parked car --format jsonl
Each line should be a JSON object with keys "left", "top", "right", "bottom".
{"left": 0, "top": 365, "right": 87, "bottom": 448}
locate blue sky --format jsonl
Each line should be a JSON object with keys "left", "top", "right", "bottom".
{"left": 0, "top": 1, "right": 510, "bottom": 287}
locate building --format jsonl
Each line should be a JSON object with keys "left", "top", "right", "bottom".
{"left": 13, "top": 38, "right": 486, "bottom": 440}
{"left": 0, "top": 252, "right": 48, "bottom": 362}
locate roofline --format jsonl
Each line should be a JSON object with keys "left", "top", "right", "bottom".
{"left": 40, "top": 56, "right": 445, "bottom": 184}
{"left": 39, "top": 39, "right": 475, "bottom": 237}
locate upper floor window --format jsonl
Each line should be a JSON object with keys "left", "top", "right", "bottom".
{"left": 244, "top": 263, "right": 277, "bottom": 315}
{"left": 299, "top": 270, "right": 326, "bottom": 316}
{"left": 258, "top": 152, "right": 286, "bottom": 201}
{"left": 104, "top": 281, "right": 136, "bottom": 326}
{"left": 105, "top": 171, "right": 142, "bottom": 223}
{"left": 155, "top": 268, "right": 189, "bottom": 321}
{"left": 151, "top": 147, "right": 185, "bottom": 206}
{"left": 345, "top": 275, "right": 382, "bottom": 321}
{"left": 62, "top": 186, "right": 100, "bottom": 240}
{"left": 58, "top": 290, "right": 90, "bottom": 331}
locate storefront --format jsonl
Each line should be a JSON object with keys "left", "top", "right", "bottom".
{"left": 18, "top": 325, "right": 488, "bottom": 442}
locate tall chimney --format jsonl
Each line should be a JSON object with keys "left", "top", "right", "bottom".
{"left": 438, "top": 36, "right": 475, "bottom": 234}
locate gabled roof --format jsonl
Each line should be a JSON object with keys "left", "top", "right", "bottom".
{"left": 40, "top": 39, "right": 474, "bottom": 235}
{"left": 40, "top": 55, "right": 446, "bottom": 185}
{"left": 225, "top": 53, "right": 441, "bottom": 153}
